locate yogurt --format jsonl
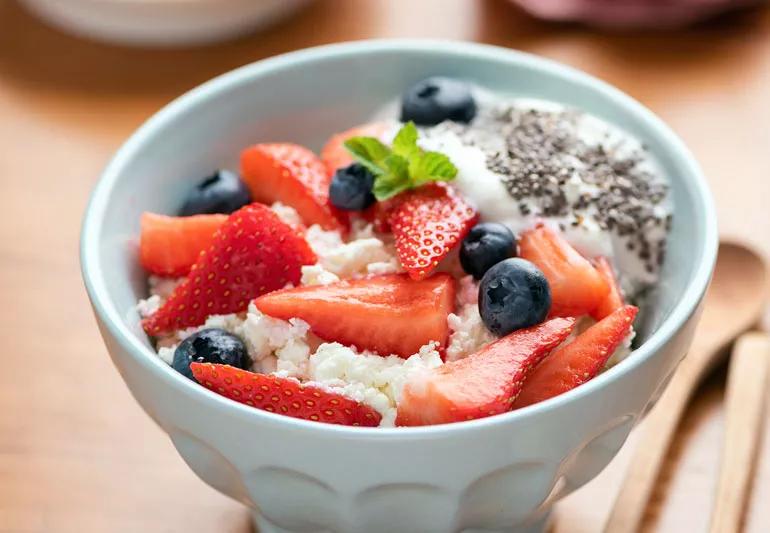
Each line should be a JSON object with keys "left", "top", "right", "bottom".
{"left": 382, "top": 93, "right": 671, "bottom": 296}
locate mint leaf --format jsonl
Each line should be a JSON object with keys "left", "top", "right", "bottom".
{"left": 344, "top": 137, "right": 391, "bottom": 176}
{"left": 372, "top": 154, "right": 411, "bottom": 201}
{"left": 391, "top": 121, "right": 419, "bottom": 160}
{"left": 410, "top": 151, "right": 458, "bottom": 186}
{"left": 344, "top": 122, "right": 458, "bottom": 201}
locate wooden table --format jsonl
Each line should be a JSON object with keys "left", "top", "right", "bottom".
{"left": 1, "top": 1, "right": 769, "bottom": 531}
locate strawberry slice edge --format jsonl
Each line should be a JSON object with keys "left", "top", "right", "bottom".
{"left": 513, "top": 305, "right": 639, "bottom": 409}
{"left": 191, "top": 363, "right": 382, "bottom": 427}
{"left": 395, "top": 316, "right": 576, "bottom": 427}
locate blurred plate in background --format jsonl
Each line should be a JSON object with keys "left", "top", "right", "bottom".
{"left": 18, "top": 0, "right": 312, "bottom": 47}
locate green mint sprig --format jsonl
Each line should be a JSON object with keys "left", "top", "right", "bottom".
{"left": 343, "top": 121, "right": 458, "bottom": 201}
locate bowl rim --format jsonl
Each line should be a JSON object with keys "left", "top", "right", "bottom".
{"left": 80, "top": 39, "right": 718, "bottom": 438}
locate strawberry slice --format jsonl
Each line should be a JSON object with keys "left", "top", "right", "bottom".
{"left": 389, "top": 184, "right": 479, "bottom": 280}
{"left": 513, "top": 305, "right": 638, "bottom": 409}
{"left": 254, "top": 273, "right": 455, "bottom": 358}
{"left": 591, "top": 257, "right": 626, "bottom": 320}
{"left": 191, "top": 363, "right": 381, "bottom": 427}
{"left": 396, "top": 317, "right": 576, "bottom": 426}
{"left": 142, "top": 203, "right": 316, "bottom": 336}
{"left": 518, "top": 224, "right": 609, "bottom": 317}
{"left": 139, "top": 212, "right": 227, "bottom": 277}
{"left": 320, "top": 122, "right": 391, "bottom": 176}
{"left": 241, "top": 143, "right": 347, "bottom": 231}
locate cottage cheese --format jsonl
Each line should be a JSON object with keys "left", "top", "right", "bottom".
{"left": 300, "top": 264, "right": 340, "bottom": 286}
{"left": 305, "top": 341, "right": 444, "bottom": 426}
{"left": 446, "top": 304, "right": 496, "bottom": 362}
{"left": 136, "top": 294, "right": 162, "bottom": 318}
{"left": 305, "top": 225, "right": 400, "bottom": 278}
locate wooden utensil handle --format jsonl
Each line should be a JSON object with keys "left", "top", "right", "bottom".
{"left": 709, "top": 332, "right": 770, "bottom": 533}
{"left": 603, "top": 352, "right": 704, "bottom": 533}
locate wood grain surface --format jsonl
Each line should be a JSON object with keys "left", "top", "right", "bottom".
{"left": 1, "top": 1, "right": 769, "bottom": 532}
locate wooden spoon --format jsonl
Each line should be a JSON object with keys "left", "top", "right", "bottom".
{"left": 604, "top": 242, "right": 769, "bottom": 533}
{"left": 709, "top": 332, "right": 770, "bottom": 533}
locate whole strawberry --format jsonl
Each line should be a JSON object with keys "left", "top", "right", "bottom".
{"left": 142, "top": 203, "right": 316, "bottom": 336}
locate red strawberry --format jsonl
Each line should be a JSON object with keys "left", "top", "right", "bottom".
{"left": 389, "top": 184, "right": 479, "bottom": 280}
{"left": 518, "top": 224, "right": 609, "bottom": 317}
{"left": 241, "top": 143, "right": 347, "bottom": 232}
{"left": 139, "top": 212, "right": 227, "bottom": 277}
{"left": 513, "top": 305, "right": 638, "bottom": 409}
{"left": 191, "top": 363, "right": 381, "bottom": 427}
{"left": 591, "top": 257, "right": 626, "bottom": 320}
{"left": 396, "top": 317, "right": 576, "bottom": 426}
{"left": 142, "top": 203, "right": 316, "bottom": 336}
{"left": 254, "top": 273, "right": 456, "bottom": 358}
{"left": 320, "top": 122, "right": 391, "bottom": 176}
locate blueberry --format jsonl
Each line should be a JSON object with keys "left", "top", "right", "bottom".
{"left": 479, "top": 258, "right": 551, "bottom": 336}
{"left": 460, "top": 223, "right": 517, "bottom": 280}
{"left": 329, "top": 163, "right": 376, "bottom": 211}
{"left": 400, "top": 77, "right": 477, "bottom": 126}
{"left": 179, "top": 169, "right": 251, "bottom": 216}
{"left": 172, "top": 328, "right": 249, "bottom": 380}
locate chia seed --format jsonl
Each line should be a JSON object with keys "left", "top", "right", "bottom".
{"left": 440, "top": 103, "right": 670, "bottom": 276}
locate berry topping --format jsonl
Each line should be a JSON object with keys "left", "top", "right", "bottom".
{"left": 460, "top": 222, "right": 517, "bottom": 280}
{"left": 400, "top": 77, "right": 477, "bottom": 126}
{"left": 389, "top": 183, "right": 479, "bottom": 280}
{"left": 254, "top": 273, "right": 456, "bottom": 358}
{"left": 478, "top": 258, "right": 551, "bottom": 336}
{"left": 591, "top": 257, "right": 626, "bottom": 320}
{"left": 519, "top": 224, "right": 609, "bottom": 317}
{"left": 320, "top": 122, "right": 391, "bottom": 176}
{"left": 179, "top": 169, "right": 251, "bottom": 216}
{"left": 173, "top": 328, "right": 249, "bottom": 381}
{"left": 191, "top": 363, "right": 382, "bottom": 427}
{"left": 514, "top": 305, "right": 638, "bottom": 409}
{"left": 329, "top": 163, "right": 376, "bottom": 211}
{"left": 140, "top": 212, "right": 226, "bottom": 277}
{"left": 142, "top": 203, "right": 316, "bottom": 336}
{"left": 241, "top": 143, "right": 347, "bottom": 231}
{"left": 395, "top": 317, "right": 576, "bottom": 426}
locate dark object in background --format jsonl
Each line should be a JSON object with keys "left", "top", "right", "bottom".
{"left": 508, "top": 0, "right": 764, "bottom": 28}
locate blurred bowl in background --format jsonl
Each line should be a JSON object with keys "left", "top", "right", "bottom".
{"left": 18, "top": 0, "right": 312, "bottom": 47}
{"left": 509, "top": 0, "right": 764, "bottom": 28}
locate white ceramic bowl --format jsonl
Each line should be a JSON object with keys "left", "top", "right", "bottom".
{"left": 80, "top": 40, "right": 717, "bottom": 533}
{"left": 19, "top": 0, "right": 311, "bottom": 47}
